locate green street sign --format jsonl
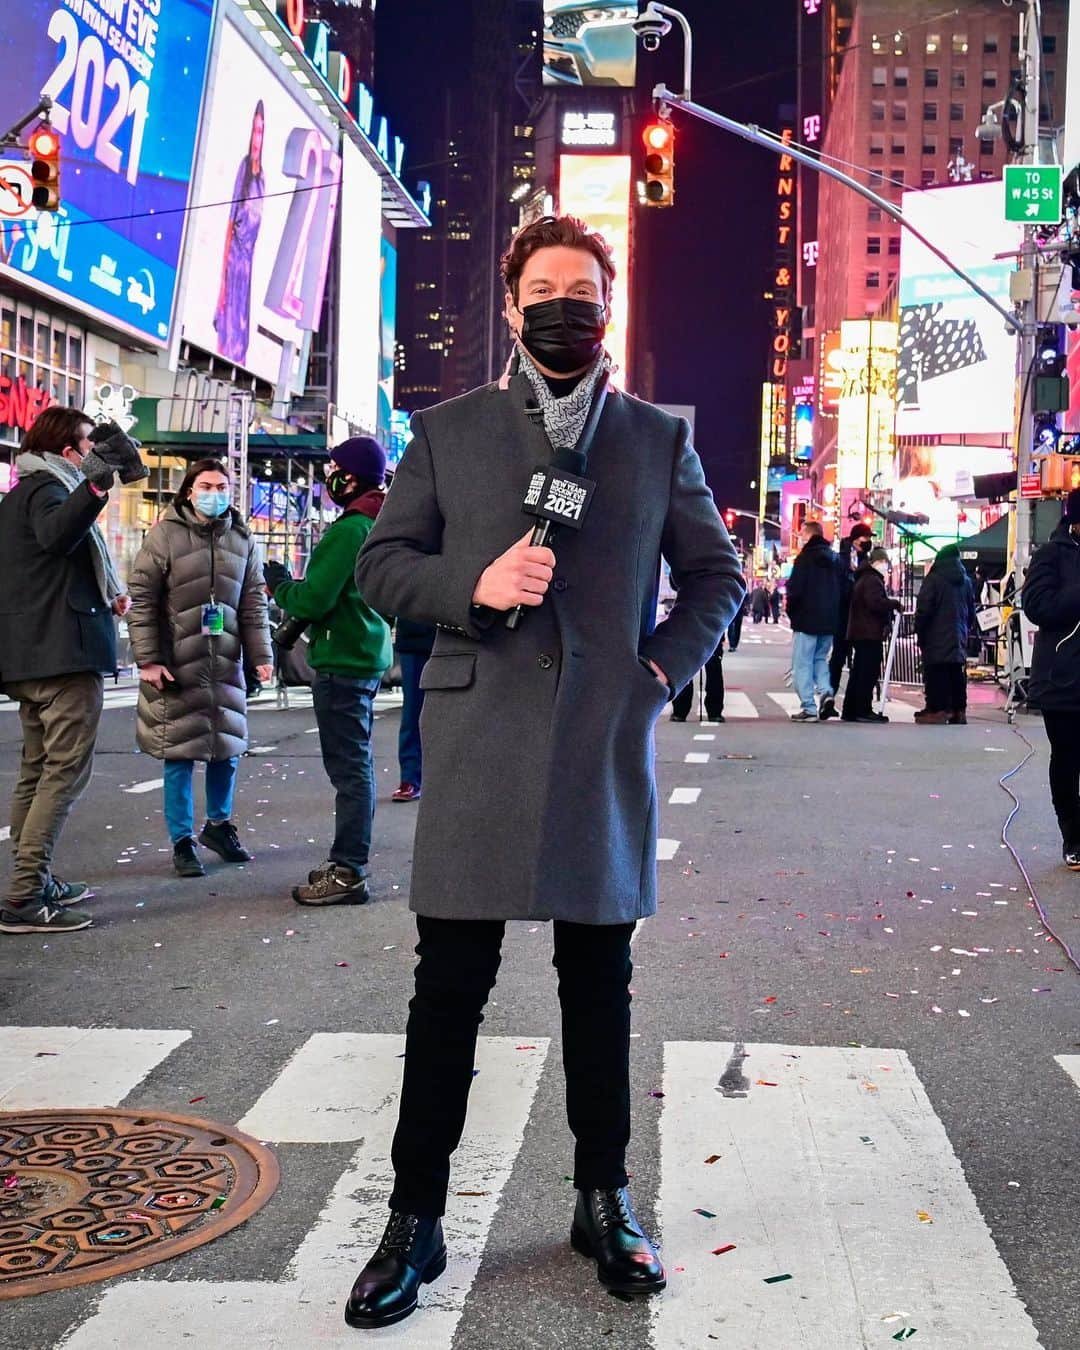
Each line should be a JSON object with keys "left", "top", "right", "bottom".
{"left": 1003, "top": 164, "right": 1062, "bottom": 223}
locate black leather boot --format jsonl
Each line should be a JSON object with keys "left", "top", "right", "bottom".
{"left": 570, "top": 1187, "right": 666, "bottom": 1296}
{"left": 344, "top": 1211, "right": 446, "bottom": 1329}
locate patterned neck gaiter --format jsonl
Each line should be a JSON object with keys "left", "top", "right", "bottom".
{"left": 516, "top": 346, "right": 612, "bottom": 451}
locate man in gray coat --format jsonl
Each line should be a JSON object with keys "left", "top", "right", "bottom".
{"left": 346, "top": 215, "right": 744, "bottom": 1329}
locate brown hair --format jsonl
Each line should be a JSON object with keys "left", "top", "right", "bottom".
{"left": 501, "top": 215, "right": 615, "bottom": 303}
{"left": 21, "top": 406, "right": 92, "bottom": 457}
{"left": 175, "top": 457, "right": 230, "bottom": 504}
{"left": 802, "top": 519, "right": 824, "bottom": 537}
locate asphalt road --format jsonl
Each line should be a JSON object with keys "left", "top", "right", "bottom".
{"left": 1, "top": 629, "right": 1077, "bottom": 1350}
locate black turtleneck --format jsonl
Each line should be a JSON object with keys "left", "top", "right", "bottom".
{"left": 543, "top": 370, "right": 588, "bottom": 398}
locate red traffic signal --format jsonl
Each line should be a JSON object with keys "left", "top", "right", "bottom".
{"left": 724, "top": 509, "right": 737, "bottom": 530}
{"left": 642, "top": 120, "right": 674, "bottom": 207}
{"left": 29, "top": 124, "right": 60, "bottom": 212}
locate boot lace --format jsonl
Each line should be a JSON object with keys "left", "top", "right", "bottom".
{"left": 376, "top": 1212, "right": 420, "bottom": 1258}
{"left": 591, "top": 1188, "right": 633, "bottom": 1232}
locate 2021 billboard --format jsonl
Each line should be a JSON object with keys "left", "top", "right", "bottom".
{"left": 0, "top": 0, "right": 215, "bottom": 345}
{"left": 181, "top": 15, "right": 341, "bottom": 387}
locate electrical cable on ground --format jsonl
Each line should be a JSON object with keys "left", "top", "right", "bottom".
{"left": 999, "top": 724, "right": 1080, "bottom": 975}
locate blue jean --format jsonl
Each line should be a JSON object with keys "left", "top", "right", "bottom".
{"left": 312, "top": 672, "right": 380, "bottom": 875}
{"left": 163, "top": 758, "right": 238, "bottom": 844}
{"left": 397, "top": 652, "right": 428, "bottom": 787}
{"left": 792, "top": 631, "right": 833, "bottom": 713}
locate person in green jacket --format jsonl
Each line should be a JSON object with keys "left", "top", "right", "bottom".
{"left": 265, "top": 438, "right": 392, "bottom": 906}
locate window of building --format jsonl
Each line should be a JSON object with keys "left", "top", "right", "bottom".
{"left": 922, "top": 135, "right": 938, "bottom": 156}
{"left": 869, "top": 134, "right": 884, "bottom": 158}
{"left": 924, "top": 67, "right": 939, "bottom": 87}
{"left": 983, "top": 35, "right": 998, "bottom": 54}
{"left": 0, "top": 301, "right": 85, "bottom": 454}
{"left": 893, "top": 33, "right": 907, "bottom": 56}
{"left": 982, "top": 69, "right": 997, "bottom": 88}
{"left": 950, "top": 103, "right": 965, "bottom": 122}
{"left": 872, "top": 66, "right": 887, "bottom": 86}
{"left": 866, "top": 271, "right": 881, "bottom": 289}
{"left": 921, "top": 167, "right": 936, "bottom": 186}
{"left": 893, "top": 101, "right": 907, "bottom": 122}
{"left": 867, "top": 236, "right": 882, "bottom": 255}
{"left": 868, "top": 206, "right": 882, "bottom": 222}
{"left": 923, "top": 102, "right": 938, "bottom": 121}
{"left": 894, "top": 66, "right": 909, "bottom": 87}
{"left": 887, "top": 236, "right": 901, "bottom": 256}
{"left": 871, "top": 32, "right": 883, "bottom": 53}
{"left": 949, "top": 135, "right": 964, "bottom": 155}
{"left": 926, "top": 33, "right": 940, "bottom": 55}
{"left": 868, "top": 169, "right": 884, "bottom": 187}
{"left": 888, "top": 271, "right": 897, "bottom": 287}
{"left": 1043, "top": 35, "right": 1056, "bottom": 54}
{"left": 1010, "top": 34, "right": 1020, "bottom": 54}
{"left": 891, "top": 137, "right": 906, "bottom": 156}
{"left": 951, "top": 69, "right": 966, "bottom": 89}
{"left": 979, "top": 137, "right": 995, "bottom": 157}
{"left": 952, "top": 33, "right": 968, "bottom": 55}
{"left": 871, "top": 100, "right": 886, "bottom": 121}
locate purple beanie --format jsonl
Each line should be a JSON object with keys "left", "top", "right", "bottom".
{"left": 331, "top": 436, "right": 386, "bottom": 485}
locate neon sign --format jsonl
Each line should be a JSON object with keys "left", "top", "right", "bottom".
{"left": 771, "top": 128, "right": 796, "bottom": 383}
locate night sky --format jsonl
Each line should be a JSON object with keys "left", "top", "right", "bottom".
{"left": 375, "top": 1, "right": 797, "bottom": 510}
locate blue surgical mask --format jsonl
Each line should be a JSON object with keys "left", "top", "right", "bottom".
{"left": 193, "top": 491, "right": 230, "bottom": 518}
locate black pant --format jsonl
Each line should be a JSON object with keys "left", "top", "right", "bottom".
{"left": 828, "top": 637, "right": 851, "bottom": 695}
{"left": 389, "top": 915, "right": 634, "bottom": 1217}
{"left": 671, "top": 643, "right": 724, "bottom": 719}
{"left": 841, "top": 640, "right": 882, "bottom": 720}
{"left": 1042, "top": 710, "right": 1080, "bottom": 844}
{"left": 923, "top": 662, "right": 966, "bottom": 713}
{"left": 727, "top": 611, "right": 743, "bottom": 651}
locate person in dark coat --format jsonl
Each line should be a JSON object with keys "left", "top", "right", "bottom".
{"left": 830, "top": 522, "right": 873, "bottom": 695}
{"left": 914, "top": 542, "right": 976, "bottom": 724}
{"left": 785, "top": 520, "right": 840, "bottom": 720}
{"left": 1023, "top": 489, "right": 1080, "bottom": 866}
{"left": 769, "top": 582, "right": 783, "bottom": 624}
{"left": 347, "top": 215, "right": 744, "bottom": 1328}
{"left": 671, "top": 635, "right": 725, "bottom": 721}
{"left": 0, "top": 408, "right": 139, "bottom": 936}
{"left": 392, "top": 615, "right": 436, "bottom": 800}
{"left": 750, "top": 581, "right": 769, "bottom": 623}
{"left": 842, "top": 547, "right": 901, "bottom": 722}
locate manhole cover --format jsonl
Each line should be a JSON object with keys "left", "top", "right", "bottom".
{"left": 0, "top": 1108, "right": 279, "bottom": 1299}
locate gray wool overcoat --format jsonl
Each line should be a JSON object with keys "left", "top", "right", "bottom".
{"left": 127, "top": 502, "right": 271, "bottom": 761}
{"left": 356, "top": 373, "right": 745, "bottom": 925}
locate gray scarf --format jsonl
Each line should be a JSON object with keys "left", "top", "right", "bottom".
{"left": 517, "top": 347, "right": 611, "bottom": 452}
{"left": 16, "top": 451, "right": 123, "bottom": 605}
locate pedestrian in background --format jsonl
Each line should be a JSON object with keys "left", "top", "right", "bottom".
{"left": 913, "top": 543, "right": 976, "bottom": 725}
{"left": 830, "top": 522, "right": 873, "bottom": 697}
{"left": 670, "top": 636, "right": 725, "bottom": 723}
{"left": 750, "top": 581, "right": 769, "bottom": 624}
{"left": 392, "top": 617, "right": 436, "bottom": 802}
{"left": 265, "top": 437, "right": 392, "bottom": 905}
{"left": 127, "top": 458, "right": 272, "bottom": 878}
{"left": 1021, "top": 489, "right": 1080, "bottom": 868}
{"left": 0, "top": 409, "right": 141, "bottom": 935}
{"left": 842, "top": 547, "right": 901, "bottom": 723}
{"left": 785, "top": 520, "right": 840, "bottom": 722}
{"left": 769, "top": 583, "right": 782, "bottom": 625}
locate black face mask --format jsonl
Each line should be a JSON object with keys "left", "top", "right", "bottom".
{"left": 518, "top": 297, "right": 607, "bottom": 374}
{"left": 325, "top": 469, "right": 359, "bottom": 507}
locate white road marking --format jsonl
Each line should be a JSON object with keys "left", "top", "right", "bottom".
{"left": 767, "top": 691, "right": 804, "bottom": 717}
{"left": 668, "top": 788, "right": 701, "bottom": 805}
{"left": 0, "top": 1027, "right": 190, "bottom": 1109}
{"left": 1055, "top": 1055, "right": 1080, "bottom": 1093}
{"left": 693, "top": 733, "right": 715, "bottom": 742}
{"left": 651, "top": 1042, "right": 1043, "bottom": 1349}
{"left": 61, "top": 1034, "right": 549, "bottom": 1350}
{"left": 247, "top": 746, "right": 278, "bottom": 755}
{"left": 882, "top": 699, "right": 917, "bottom": 724}
{"left": 684, "top": 752, "right": 710, "bottom": 764}
{"left": 656, "top": 838, "right": 680, "bottom": 861}
{"left": 0, "top": 826, "right": 8, "bottom": 842}
{"left": 122, "top": 778, "right": 164, "bottom": 794}
{"left": 722, "top": 691, "right": 759, "bottom": 719}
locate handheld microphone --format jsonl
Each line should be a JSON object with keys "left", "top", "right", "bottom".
{"left": 506, "top": 446, "right": 596, "bottom": 630}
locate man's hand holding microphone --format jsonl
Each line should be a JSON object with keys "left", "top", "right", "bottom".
{"left": 472, "top": 530, "right": 556, "bottom": 611}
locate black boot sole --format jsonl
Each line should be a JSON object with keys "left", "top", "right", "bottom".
{"left": 569, "top": 1226, "right": 667, "bottom": 1296}
{"left": 198, "top": 837, "right": 252, "bottom": 864}
{"left": 343, "top": 1248, "right": 447, "bottom": 1328}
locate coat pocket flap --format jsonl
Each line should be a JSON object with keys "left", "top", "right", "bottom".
{"left": 419, "top": 653, "right": 476, "bottom": 690}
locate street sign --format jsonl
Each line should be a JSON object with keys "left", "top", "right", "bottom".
{"left": 1020, "top": 473, "right": 1042, "bottom": 499}
{"left": 0, "top": 158, "right": 34, "bottom": 219}
{"left": 1003, "top": 164, "right": 1063, "bottom": 223}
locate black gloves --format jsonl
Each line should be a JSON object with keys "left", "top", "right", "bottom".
{"left": 263, "top": 560, "right": 290, "bottom": 594}
{"left": 82, "top": 423, "right": 148, "bottom": 490}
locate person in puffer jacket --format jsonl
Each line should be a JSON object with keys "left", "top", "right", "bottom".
{"left": 1024, "top": 489, "right": 1080, "bottom": 869}
{"left": 127, "top": 458, "right": 272, "bottom": 879}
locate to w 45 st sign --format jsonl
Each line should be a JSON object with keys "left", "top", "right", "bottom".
{"left": 1003, "top": 165, "right": 1062, "bottom": 223}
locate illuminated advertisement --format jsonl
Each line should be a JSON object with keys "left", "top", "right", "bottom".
{"left": 182, "top": 16, "right": 341, "bottom": 386}
{"left": 336, "top": 140, "right": 383, "bottom": 435}
{"left": 792, "top": 402, "right": 814, "bottom": 460}
{"left": 770, "top": 128, "right": 796, "bottom": 383}
{"left": 377, "top": 237, "right": 397, "bottom": 446}
{"left": 557, "top": 154, "right": 630, "bottom": 386}
{"left": 836, "top": 319, "right": 897, "bottom": 491}
{"left": 0, "top": 0, "right": 215, "bottom": 345}
{"left": 543, "top": 2, "right": 637, "bottom": 87}
{"left": 895, "top": 442, "right": 1014, "bottom": 545}
{"left": 896, "top": 183, "right": 1022, "bottom": 435}
{"left": 560, "top": 110, "right": 620, "bottom": 150}
{"left": 819, "top": 330, "right": 844, "bottom": 415}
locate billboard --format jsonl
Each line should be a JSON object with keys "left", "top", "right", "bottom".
{"left": 182, "top": 17, "right": 341, "bottom": 386}
{"left": 836, "top": 319, "right": 897, "bottom": 491}
{"left": 542, "top": 2, "right": 637, "bottom": 87}
{"left": 377, "top": 237, "right": 397, "bottom": 446}
{"left": 896, "top": 183, "right": 1022, "bottom": 435}
{"left": 557, "top": 154, "right": 630, "bottom": 386}
{"left": 895, "top": 442, "right": 1014, "bottom": 545}
{"left": 0, "top": 0, "right": 215, "bottom": 345}
{"left": 336, "top": 140, "right": 383, "bottom": 434}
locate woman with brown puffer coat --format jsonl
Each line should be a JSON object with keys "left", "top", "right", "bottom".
{"left": 127, "top": 458, "right": 272, "bottom": 878}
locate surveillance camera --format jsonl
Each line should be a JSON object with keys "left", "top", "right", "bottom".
{"left": 633, "top": 10, "right": 671, "bottom": 52}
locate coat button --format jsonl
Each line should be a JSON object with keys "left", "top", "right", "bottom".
{"left": 553, "top": 577, "right": 568, "bottom": 593}
{"left": 538, "top": 653, "right": 554, "bottom": 670}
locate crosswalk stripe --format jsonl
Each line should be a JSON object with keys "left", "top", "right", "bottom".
{"left": 767, "top": 690, "right": 804, "bottom": 717}
{"left": 684, "top": 752, "right": 710, "bottom": 764}
{"left": 60, "top": 1034, "right": 550, "bottom": 1350}
{"left": 1055, "top": 1055, "right": 1080, "bottom": 1093}
{"left": 0, "top": 1026, "right": 190, "bottom": 1109}
{"left": 656, "top": 838, "right": 681, "bottom": 861}
{"left": 668, "top": 788, "right": 701, "bottom": 805}
{"left": 122, "top": 778, "right": 164, "bottom": 794}
{"left": 721, "top": 691, "right": 759, "bottom": 719}
{"left": 651, "top": 1042, "right": 1043, "bottom": 1349}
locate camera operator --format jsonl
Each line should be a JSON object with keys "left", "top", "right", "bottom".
{"left": 0, "top": 408, "right": 142, "bottom": 935}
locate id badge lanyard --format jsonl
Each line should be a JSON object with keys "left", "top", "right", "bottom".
{"left": 201, "top": 533, "right": 224, "bottom": 638}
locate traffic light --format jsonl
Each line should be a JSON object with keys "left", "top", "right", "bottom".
{"left": 724, "top": 508, "right": 737, "bottom": 531}
{"left": 642, "top": 120, "right": 674, "bottom": 207}
{"left": 28, "top": 125, "right": 60, "bottom": 212}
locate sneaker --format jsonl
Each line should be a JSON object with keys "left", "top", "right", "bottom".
{"left": 42, "top": 877, "right": 94, "bottom": 906}
{"left": 1063, "top": 845, "right": 1080, "bottom": 871}
{"left": 173, "top": 838, "right": 206, "bottom": 878}
{"left": 292, "top": 864, "right": 370, "bottom": 906}
{"left": 790, "top": 709, "right": 817, "bottom": 722}
{"left": 856, "top": 713, "right": 890, "bottom": 723}
{"left": 0, "top": 900, "right": 93, "bottom": 933}
{"left": 307, "top": 860, "right": 336, "bottom": 884}
{"left": 704, "top": 712, "right": 726, "bottom": 724}
{"left": 818, "top": 697, "right": 837, "bottom": 721}
{"left": 391, "top": 783, "right": 422, "bottom": 803}
{"left": 198, "top": 820, "right": 252, "bottom": 864}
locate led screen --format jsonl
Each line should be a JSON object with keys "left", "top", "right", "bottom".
{"left": 182, "top": 16, "right": 341, "bottom": 385}
{"left": 336, "top": 139, "right": 383, "bottom": 435}
{"left": 558, "top": 154, "right": 630, "bottom": 386}
{"left": 0, "top": 0, "right": 215, "bottom": 344}
{"left": 377, "top": 237, "right": 397, "bottom": 446}
{"left": 542, "top": 2, "right": 638, "bottom": 88}
{"left": 896, "top": 183, "right": 1021, "bottom": 436}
